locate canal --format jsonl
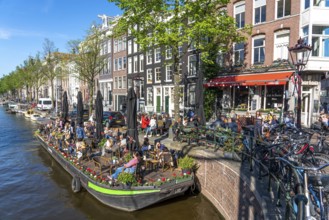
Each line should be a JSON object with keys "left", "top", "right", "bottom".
{"left": 0, "top": 107, "right": 223, "bottom": 220}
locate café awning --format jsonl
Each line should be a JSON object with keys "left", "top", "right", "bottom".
{"left": 205, "top": 71, "right": 293, "bottom": 87}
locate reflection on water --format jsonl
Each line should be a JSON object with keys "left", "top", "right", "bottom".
{"left": 0, "top": 108, "right": 223, "bottom": 220}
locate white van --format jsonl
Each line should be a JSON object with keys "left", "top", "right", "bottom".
{"left": 37, "top": 98, "right": 53, "bottom": 111}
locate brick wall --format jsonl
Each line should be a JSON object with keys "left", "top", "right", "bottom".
{"left": 195, "top": 157, "right": 264, "bottom": 220}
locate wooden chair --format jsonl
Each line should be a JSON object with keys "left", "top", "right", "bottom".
{"left": 93, "top": 156, "right": 113, "bottom": 176}
{"left": 159, "top": 152, "right": 174, "bottom": 172}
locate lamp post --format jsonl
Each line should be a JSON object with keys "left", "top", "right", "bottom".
{"left": 288, "top": 37, "right": 312, "bottom": 129}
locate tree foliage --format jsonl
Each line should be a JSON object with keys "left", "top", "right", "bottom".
{"left": 108, "top": 0, "right": 250, "bottom": 120}
{"left": 69, "top": 26, "right": 106, "bottom": 116}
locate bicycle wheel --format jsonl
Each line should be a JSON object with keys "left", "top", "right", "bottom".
{"left": 303, "top": 155, "right": 329, "bottom": 174}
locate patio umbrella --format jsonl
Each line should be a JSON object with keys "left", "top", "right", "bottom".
{"left": 95, "top": 90, "right": 104, "bottom": 141}
{"left": 126, "top": 87, "right": 139, "bottom": 151}
{"left": 62, "top": 91, "right": 69, "bottom": 122}
{"left": 76, "top": 91, "right": 83, "bottom": 126}
{"left": 195, "top": 71, "right": 206, "bottom": 126}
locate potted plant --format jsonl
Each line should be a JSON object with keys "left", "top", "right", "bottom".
{"left": 117, "top": 172, "right": 136, "bottom": 189}
{"left": 178, "top": 155, "right": 197, "bottom": 174}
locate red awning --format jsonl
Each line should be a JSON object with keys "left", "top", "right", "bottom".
{"left": 205, "top": 71, "right": 293, "bottom": 87}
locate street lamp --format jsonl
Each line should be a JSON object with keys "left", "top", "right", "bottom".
{"left": 288, "top": 37, "right": 312, "bottom": 128}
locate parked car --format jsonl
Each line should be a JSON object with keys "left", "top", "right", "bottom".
{"left": 103, "top": 111, "right": 125, "bottom": 128}
{"left": 69, "top": 109, "right": 89, "bottom": 122}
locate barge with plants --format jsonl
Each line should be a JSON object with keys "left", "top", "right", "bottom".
{"left": 35, "top": 133, "right": 195, "bottom": 212}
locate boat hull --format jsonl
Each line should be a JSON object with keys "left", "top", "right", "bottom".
{"left": 35, "top": 135, "right": 194, "bottom": 211}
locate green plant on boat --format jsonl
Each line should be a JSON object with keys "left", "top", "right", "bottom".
{"left": 117, "top": 172, "right": 136, "bottom": 185}
{"left": 178, "top": 155, "right": 198, "bottom": 171}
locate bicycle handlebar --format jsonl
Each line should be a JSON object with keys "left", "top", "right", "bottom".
{"left": 273, "top": 157, "right": 329, "bottom": 172}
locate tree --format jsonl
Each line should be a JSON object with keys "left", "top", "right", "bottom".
{"left": 42, "top": 38, "right": 60, "bottom": 107}
{"left": 108, "top": 0, "right": 250, "bottom": 120}
{"left": 70, "top": 27, "right": 106, "bottom": 116}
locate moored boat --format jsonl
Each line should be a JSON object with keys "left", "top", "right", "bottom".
{"left": 35, "top": 133, "right": 194, "bottom": 211}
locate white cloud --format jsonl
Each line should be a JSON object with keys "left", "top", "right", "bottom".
{"left": 0, "top": 28, "right": 11, "bottom": 39}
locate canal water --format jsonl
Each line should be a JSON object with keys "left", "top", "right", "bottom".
{"left": 0, "top": 107, "right": 223, "bottom": 220}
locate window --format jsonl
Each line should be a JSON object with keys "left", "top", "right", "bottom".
{"left": 123, "top": 57, "right": 127, "bottom": 69}
{"left": 114, "top": 58, "right": 118, "bottom": 71}
{"left": 188, "top": 84, "right": 196, "bottom": 106}
{"left": 140, "top": 54, "right": 144, "bottom": 72}
{"left": 188, "top": 38, "right": 196, "bottom": 51}
{"left": 166, "top": 46, "right": 172, "bottom": 59}
{"left": 254, "top": 0, "right": 266, "bottom": 24}
{"left": 114, "top": 77, "right": 118, "bottom": 89}
{"left": 118, "top": 77, "right": 122, "bottom": 89}
{"left": 118, "top": 39, "right": 122, "bottom": 51}
{"left": 107, "top": 57, "right": 111, "bottom": 74}
{"left": 303, "top": 25, "right": 309, "bottom": 44}
{"left": 147, "top": 69, "right": 152, "bottom": 84}
{"left": 155, "top": 48, "right": 161, "bottom": 63}
{"left": 146, "top": 50, "right": 153, "bottom": 64}
{"left": 274, "top": 31, "right": 289, "bottom": 60}
{"left": 276, "top": 0, "right": 291, "bottom": 18}
{"left": 128, "top": 57, "right": 132, "bottom": 74}
{"left": 313, "top": 0, "right": 329, "bottom": 7}
{"left": 122, "top": 37, "right": 127, "bottom": 50}
{"left": 312, "top": 25, "right": 329, "bottom": 57}
{"left": 188, "top": 54, "right": 197, "bottom": 76}
{"left": 253, "top": 36, "right": 265, "bottom": 64}
{"left": 166, "top": 65, "right": 173, "bottom": 81}
{"left": 133, "top": 39, "right": 138, "bottom": 53}
{"left": 178, "top": 46, "right": 183, "bottom": 57}
{"left": 118, "top": 57, "right": 122, "bottom": 70}
{"left": 235, "top": 2, "right": 245, "bottom": 28}
{"left": 122, "top": 76, "right": 127, "bottom": 89}
{"left": 128, "top": 40, "right": 132, "bottom": 54}
{"left": 234, "top": 42, "right": 245, "bottom": 65}
{"left": 147, "top": 87, "right": 153, "bottom": 106}
{"left": 133, "top": 56, "right": 138, "bottom": 73}
{"left": 305, "top": 0, "right": 310, "bottom": 9}
{"left": 155, "top": 67, "right": 161, "bottom": 82}
{"left": 114, "top": 40, "right": 118, "bottom": 53}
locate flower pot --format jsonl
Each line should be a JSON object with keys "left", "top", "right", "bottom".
{"left": 181, "top": 168, "right": 192, "bottom": 175}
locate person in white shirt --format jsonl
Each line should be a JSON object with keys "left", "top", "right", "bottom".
{"left": 146, "top": 116, "right": 157, "bottom": 137}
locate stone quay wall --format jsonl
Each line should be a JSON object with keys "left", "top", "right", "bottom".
{"left": 194, "top": 154, "right": 264, "bottom": 220}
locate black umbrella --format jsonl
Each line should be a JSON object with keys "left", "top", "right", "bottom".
{"left": 62, "top": 91, "right": 69, "bottom": 122}
{"left": 126, "top": 87, "right": 139, "bottom": 151}
{"left": 77, "top": 91, "right": 83, "bottom": 126}
{"left": 95, "top": 90, "right": 104, "bottom": 141}
{"left": 195, "top": 71, "right": 206, "bottom": 126}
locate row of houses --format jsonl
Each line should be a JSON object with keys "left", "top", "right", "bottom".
{"left": 40, "top": 0, "right": 329, "bottom": 127}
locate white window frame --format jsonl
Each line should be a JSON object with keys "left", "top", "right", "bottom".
{"left": 147, "top": 87, "right": 153, "bottom": 106}
{"left": 276, "top": 0, "right": 291, "bottom": 19}
{"left": 128, "top": 57, "right": 132, "bottom": 74}
{"left": 139, "top": 54, "right": 144, "bottom": 72}
{"left": 312, "top": 25, "right": 329, "bottom": 57}
{"left": 166, "top": 65, "right": 173, "bottom": 81}
{"left": 234, "top": 42, "right": 245, "bottom": 65}
{"left": 234, "top": 2, "right": 245, "bottom": 29}
{"left": 252, "top": 35, "right": 266, "bottom": 64}
{"left": 254, "top": 0, "right": 267, "bottom": 25}
{"left": 114, "top": 58, "right": 118, "bottom": 71}
{"left": 128, "top": 40, "right": 132, "bottom": 54}
{"left": 147, "top": 69, "right": 153, "bottom": 84}
{"left": 155, "top": 67, "right": 161, "bottom": 83}
{"left": 188, "top": 54, "right": 197, "bottom": 76}
{"left": 166, "top": 46, "right": 172, "bottom": 59}
{"left": 133, "top": 55, "right": 138, "bottom": 73}
{"left": 118, "top": 77, "right": 122, "bottom": 89}
{"left": 146, "top": 50, "right": 153, "bottom": 64}
{"left": 133, "top": 39, "right": 138, "bottom": 53}
{"left": 118, "top": 57, "right": 123, "bottom": 70}
{"left": 114, "top": 40, "right": 118, "bottom": 53}
{"left": 273, "top": 30, "right": 290, "bottom": 61}
{"left": 155, "top": 48, "right": 161, "bottom": 63}
{"left": 123, "top": 56, "right": 127, "bottom": 69}
{"left": 122, "top": 76, "right": 127, "bottom": 89}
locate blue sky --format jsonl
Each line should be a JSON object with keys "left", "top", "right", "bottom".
{"left": 0, "top": 0, "right": 122, "bottom": 77}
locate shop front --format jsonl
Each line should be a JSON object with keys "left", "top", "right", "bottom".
{"left": 205, "top": 71, "right": 293, "bottom": 112}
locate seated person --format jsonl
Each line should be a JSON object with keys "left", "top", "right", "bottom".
{"left": 76, "top": 123, "right": 86, "bottom": 140}
{"left": 127, "top": 135, "right": 137, "bottom": 152}
{"left": 156, "top": 116, "right": 164, "bottom": 136}
{"left": 109, "top": 151, "right": 141, "bottom": 180}
{"left": 76, "top": 139, "right": 87, "bottom": 159}
{"left": 141, "top": 137, "right": 151, "bottom": 155}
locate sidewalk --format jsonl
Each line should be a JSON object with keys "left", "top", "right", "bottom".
{"left": 141, "top": 128, "right": 284, "bottom": 219}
